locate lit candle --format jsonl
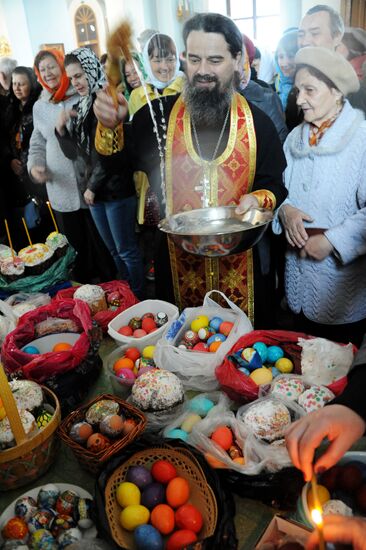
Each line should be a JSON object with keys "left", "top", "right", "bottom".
{"left": 4, "top": 219, "right": 15, "bottom": 262}
{"left": 46, "top": 201, "right": 59, "bottom": 233}
{"left": 22, "top": 217, "right": 33, "bottom": 247}
{"left": 311, "top": 507, "right": 325, "bottom": 550}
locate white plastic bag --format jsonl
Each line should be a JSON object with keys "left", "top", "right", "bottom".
{"left": 236, "top": 396, "right": 305, "bottom": 473}
{"left": 154, "top": 290, "right": 253, "bottom": 391}
{"left": 0, "top": 301, "right": 16, "bottom": 345}
{"left": 298, "top": 337, "right": 353, "bottom": 386}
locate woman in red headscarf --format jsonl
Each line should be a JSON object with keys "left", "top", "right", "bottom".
{"left": 27, "top": 49, "right": 115, "bottom": 282}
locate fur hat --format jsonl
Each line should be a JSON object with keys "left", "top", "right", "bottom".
{"left": 295, "top": 46, "right": 360, "bottom": 96}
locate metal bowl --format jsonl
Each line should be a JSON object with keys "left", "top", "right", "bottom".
{"left": 159, "top": 206, "right": 273, "bottom": 257}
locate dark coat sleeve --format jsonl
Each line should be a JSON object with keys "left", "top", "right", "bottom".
{"left": 329, "top": 334, "right": 366, "bottom": 422}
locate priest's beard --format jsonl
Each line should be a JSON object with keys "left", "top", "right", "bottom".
{"left": 183, "top": 71, "right": 240, "bottom": 127}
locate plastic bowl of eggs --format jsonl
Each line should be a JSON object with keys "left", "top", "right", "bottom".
{"left": 296, "top": 451, "right": 366, "bottom": 528}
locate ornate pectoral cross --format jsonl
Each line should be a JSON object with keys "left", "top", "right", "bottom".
{"left": 194, "top": 163, "right": 212, "bottom": 208}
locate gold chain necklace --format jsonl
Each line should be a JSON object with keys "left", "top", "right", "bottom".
{"left": 191, "top": 107, "right": 230, "bottom": 207}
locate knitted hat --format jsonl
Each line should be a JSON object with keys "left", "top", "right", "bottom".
{"left": 295, "top": 46, "right": 360, "bottom": 96}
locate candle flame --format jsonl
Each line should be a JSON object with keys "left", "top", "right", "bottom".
{"left": 311, "top": 508, "right": 323, "bottom": 526}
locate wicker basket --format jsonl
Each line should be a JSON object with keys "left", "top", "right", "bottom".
{"left": 58, "top": 393, "right": 146, "bottom": 474}
{"left": 105, "top": 446, "right": 218, "bottom": 549}
{"left": 0, "top": 364, "right": 61, "bottom": 491}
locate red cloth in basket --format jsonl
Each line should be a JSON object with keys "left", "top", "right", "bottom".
{"left": 215, "top": 329, "right": 351, "bottom": 404}
{"left": 54, "top": 280, "right": 139, "bottom": 331}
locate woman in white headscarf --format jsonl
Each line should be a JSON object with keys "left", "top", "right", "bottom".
{"left": 128, "top": 33, "right": 185, "bottom": 117}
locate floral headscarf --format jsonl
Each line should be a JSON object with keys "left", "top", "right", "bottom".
{"left": 34, "top": 48, "right": 70, "bottom": 103}
{"left": 142, "top": 33, "right": 182, "bottom": 90}
{"left": 69, "top": 47, "right": 106, "bottom": 154}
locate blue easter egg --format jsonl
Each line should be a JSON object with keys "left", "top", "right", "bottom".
{"left": 135, "top": 524, "right": 164, "bottom": 550}
{"left": 189, "top": 396, "right": 214, "bottom": 416}
{"left": 209, "top": 316, "right": 223, "bottom": 332}
{"left": 253, "top": 342, "right": 268, "bottom": 362}
{"left": 23, "top": 345, "right": 40, "bottom": 354}
{"left": 241, "top": 349, "right": 262, "bottom": 372}
{"left": 271, "top": 366, "right": 281, "bottom": 377}
{"left": 207, "top": 333, "right": 226, "bottom": 345}
{"left": 166, "top": 428, "right": 188, "bottom": 441}
{"left": 238, "top": 367, "right": 250, "bottom": 376}
{"left": 267, "top": 345, "right": 284, "bottom": 363}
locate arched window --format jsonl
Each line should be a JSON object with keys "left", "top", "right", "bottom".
{"left": 74, "top": 4, "right": 100, "bottom": 56}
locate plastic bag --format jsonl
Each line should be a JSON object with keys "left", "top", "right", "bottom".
{"left": 215, "top": 329, "right": 350, "bottom": 405}
{"left": 298, "top": 337, "right": 354, "bottom": 386}
{"left": 162, "top": 391, "right": 231, "bottom": 440}
{"left": 5, "top": 292, "right": 51, "bottom": 318}
{"left": 54, "top": 280, "right": 139, "bottom": 331}
{"left": 0, "top": 246, "right": 76, "bottom": 293}
{"left": 154, "top": 290, "right": 253, "bottom": 391}
{"left": 127, "top": 395, "right": 186, "bottom": 433}
{"left": 1, "top": 299, "right": 94, "bottom": 381}
{"left": 236, "top": 396, "right": 305, "bottom": 473}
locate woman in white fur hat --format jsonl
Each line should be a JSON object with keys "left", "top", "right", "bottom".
{"left": 273, "top": 46, "right": 366, "bottom": 346}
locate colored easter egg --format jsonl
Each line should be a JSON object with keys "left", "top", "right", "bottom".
{"left": 267, "top": 345, "right": 284, "bottom": 363}
{"left": 151, "top": 460, "right": 177, "bottom": 484}
{"left": 271, "top": 366, "right": 281, "bottom": 377}
{"left": 118, "top": 325, "right": 133, "bottom": 336}
{"left": 129, "top": 317, "right": 142, "bottom": 330}
{"left": 166, "top": 477, "right": 190, "bottom": 508}
{"left": 55, "top": 490, "right": 79, "bottom": 516}
{"left": 253, "top": 341, "right": 268, "bottom": 362}
{"left": 86, "top": 432, "right": 110, "bottom": 453}
{"left": 189, "top": 396, "right": 214, "bottom": 416}
{"left": 69, "top": 421, "right": 93, "bottom": 445}
{"left": 116, "top": 482, "right": 141, "bottom": 508}
{"left": 134, "top": 524, "right": 164, "bottom": 550}
{"left": 249, "top": 367, "right": 273, "bottom": 385}
{"left": 241, "top": 348, "right": 262, "bottom": 371}
{"left": 142, "top": 345, "right": 156, "bottom": 359}
{"left": 190, "top": 315, "right": 209, "bottom": 333}
{"left": 192, "top": 342, "right": 209, "bottom": 352}
{"left": 238, "top": 367, "right": 250, "bottom": 376}
{"left": 175, "top": 503, "right": 203, "bottom": 533}
{"left": 52, "top": 342, "right": 72, "bottom": 352}
{"left": 134, "top": 328, "right": 147, "bottom": 338}
{"left": 151, "top": 503, "right": 175, "bottom": 534}
{"left": 125, "top": 347, "right": 141, "bottom": 362}
{"left": 180, "top": 413, "right": 201, "bottom": 433}
{"left": 50, "top": 513, "right": 76, "bottom": 538}
{"left": 141, "top": 483, "right": 165, "bottom": 510}
{"left": 197, "top": 327, "right": 212, "bottom": 341}
{"left": 15, "top": 496, "right": 38, "bottom": 521}
{"left": 100, "top": 414, "right": 125, "bottom": 437}
{"left": 142, "top": 317, "right": 157, "bottom": 333}
{"left": 126, "top": 465, "right": 153, "bottom": 489}
{"left": 116, "top": 368, "right": 136, "bottom": 382}
{"left": 75, "top": 497, "right": 94, "bottom": 528}
{"left": 204, "top": 452, "right": 227, "bottom": 469}
{"left": 166, "top": 529, "right": 198, "bottom": 550}
{"left": 122, "top": 418, "right": 138, "bottom": 435}
{"left": 275, "top": 357, "right": 294, "bottom": 373}
{"left": 219, "top": 321, "right": 234, "bottom": 336}
{"left": 36, "top": 411, "right": 53, "bottom": 429}
{"left": 207, "top": 333, "right": 226, "bottom": 345}
{"left": 210, "top": 426, "right": 233, "bottom": 451}
{"left": 183, "top": 330, "right": 200, "bottom": 347}
{"left": 307, "top": 484, "right": 330, "bottom": 509}
{"left": 58, "top": 527, "right": 83, "bottom": 548}
{"left": 114, "top": 357, "right": 135, "bottom": 372}
{"left": 166, "top": 428, "right": 188, "bottom": 441}
{"left": 209, "top": 341, "right": 222, "bottom": 352}
{"left": 28, "top": 509, "right": 55, "bottom": 533}
{"left": 209, "top": 316, "right": 223, "bottom": 332}
{"left": 2, "top": 517, "right": 28, "bottom": 540}
{"left": 30, "top": 529, "right": 57, "bottom": 549}
{"left": 119, "top": 504, "right": 150, "bottom": 531}
{"left": 23, "top": 345, "right": 40, "bottom": 354}
{"left": 241, "top": 347, "right": 257, "bottom": 362}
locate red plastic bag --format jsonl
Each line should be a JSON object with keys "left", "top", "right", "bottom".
{"left": 1, "top": 299, "right": 93, "bottom": 381}
{"left": 54, "top": 280, "right": 139, "bottom": 331}
{"left": 215, "top": 330, "right": 352, "bottom": 404}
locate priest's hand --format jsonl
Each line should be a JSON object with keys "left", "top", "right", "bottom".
{"left": 286, "top": 404, "right": 366, "bottom": 482}
{"left": 235, "top": 194, "right": 259, "bottom": 214}
{"left": 299, "top": 234, "right": 333, "bottom": 260}
{"left": 279, "top": 204, "right": 313, "bottom": 248}
{"left": 306, "top": 515, "right": 366, "bottom": 550}
{"left": 94, "top": 88, "right": 128, "bottom": 128}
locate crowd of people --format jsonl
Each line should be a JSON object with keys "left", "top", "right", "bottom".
{"left": 1, "top": 3, "right": 366, "bottom": 547}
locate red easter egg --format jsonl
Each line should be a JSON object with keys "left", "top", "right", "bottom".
{"left": 166, "top": 477, "right": 190, "bottom": 508}
{"left": 219, "top": 321, "right": 234, "bottom": 336}
{"left": 118, "top": 325, "right": 133, "bottom": 336}
{"left": 175, "top": 504, "right": 203, "bottom": 533}
{"left": 142, "top": 317, "right": 157, "bottom": 333}
{"left": 125, "top": 347, "right": 141, "bottom": 362}
{"left": 86, "top": 432, "right": 110, "bottom": 452}
{"left": 151, "top": 460, "right": 177, "bottom": 484}
{"left": 210, "top": 426, "right": 233, "bottom": 451}
{"left": 122, "top": 418, "right": 138, "bottom": 435}
{"left": 133, "top": 328, "right": 147, "bottom": 338}
{"left": 166, "top": 529, "right": 198, "bottom": 550}
{"left": 2, "top": 517, "right": 28, "bottom": 540}
{"left": 151, "top": 503, "right": 175, "bottom": 535}
{"left": 192, "top": 342, "right": 209, "bottom": 352}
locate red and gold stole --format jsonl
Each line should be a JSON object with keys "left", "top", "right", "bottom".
{"left": 165, "top": 93, "right": 257, "bottom": 322}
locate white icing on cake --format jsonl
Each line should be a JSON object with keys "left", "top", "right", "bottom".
{"left": 241, "top": 399, "right": 291, "bottom": 441}
{"left": 132, "top": 369, "right": 184, "bottom": 411}
{"left": 74, "top": 284, "right": 105, "bottom": 301}
{"left": 0, "top": 256, "right": 25, "bottom": 276}
{"left": 0, "top": 409, "right": 36, "bottom": 447}
{"left": 46, "top": 231, "right": 68, "bottom": 250}
{"left": 10, "top": 380, "right": 43, "bottom": 410}
{"left": 18, "top": 243, "right": 53, "bottom": 267}
{"left": 271, "top": 377, "right": 306, "bottom": 401}
{"left": 298, "top": 386, "right": 335, "bottom": 413}
{"left": 323, "top": 499, "right": 353, "bottom": 516}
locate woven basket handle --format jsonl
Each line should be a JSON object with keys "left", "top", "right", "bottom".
{"left": 0, "top": 364, "right": 27, "bottom": 445}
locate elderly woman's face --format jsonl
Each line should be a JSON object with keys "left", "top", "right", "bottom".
{"left": 38, "top": 55, "right": 62, "bottom": 90}
{"left": 295, "top": 67, "right": 342, "bottom": 127}
{"left": 149, "top": 47, "right": 177, "bottom": 83}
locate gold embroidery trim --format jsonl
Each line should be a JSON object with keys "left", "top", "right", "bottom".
{"left": 251, "top": 189, "right": 277, "bottom": 211}
{"left": 95, "top": 121, "right": 124, "bottom": 155}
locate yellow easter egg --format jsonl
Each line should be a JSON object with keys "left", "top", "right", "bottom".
{"left": 191, "top": 315, "right": 209, "bottom": 333}
{"left": 116, "top": 482, "right": 141, "bottom": 508}
{"left": 249, "top": 367, "right": 273, "bottom": 385}
{"left": 307, "top": 485, "right": 330, "bottom": 509}
{"left": 242, "top": 347, "right": 256, "bottom": 362}
{"left": 180, "top": 413, "right": 202, "bottom": 433}
{"left": 119, "top": 504, "right": 150, "bottom": 531}
{"left": 142, "top": 345, "right": 156, "bottom": 360}
{"left": 275, "top": 357, "right": 294, "bottom": 373}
